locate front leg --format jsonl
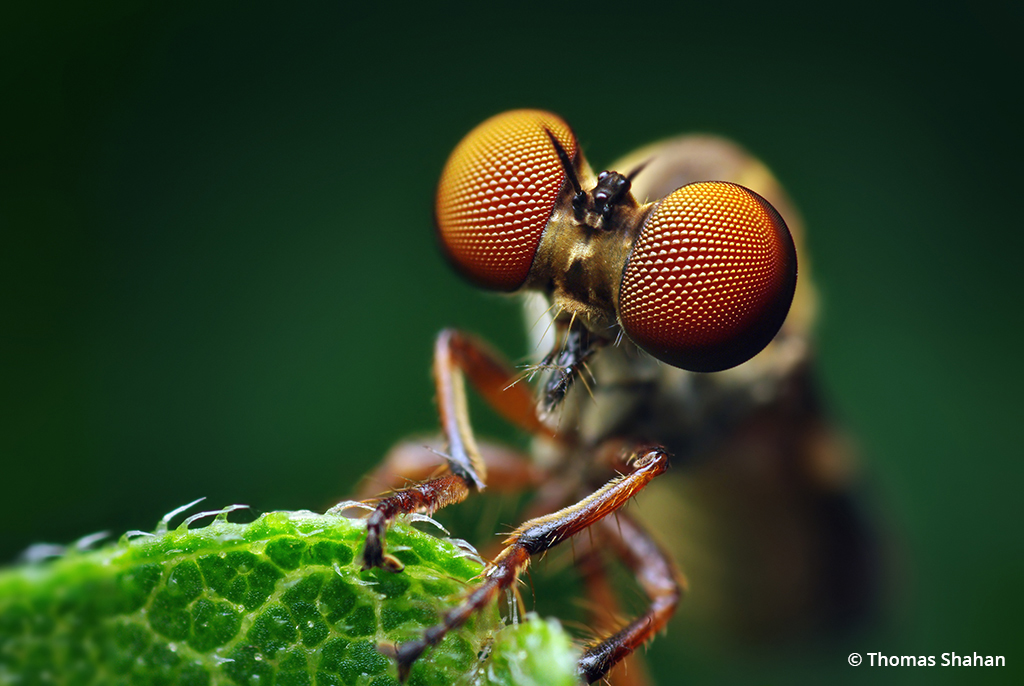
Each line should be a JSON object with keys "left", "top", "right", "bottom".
{"left": 356, "top": 440, "right": 545, "bottom": 572}
{"left": 389, "top": 445, "right": 670, "bottom": 681}
{"left": 359, "top": 329, "right": 560, "bottom": 572}
{"left": 355, "top": 438, "right": 544, "bottom": 500}
{"left": 361, "top": 474, "right": 474, "bottom": 572}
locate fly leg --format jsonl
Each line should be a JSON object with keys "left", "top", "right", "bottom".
{"left": 360, "top": 474, "right": 472, "bottom": 572}
{"left": 355, "top": 439, "right": 544, "bottom": 500}
{"left": 577, "top": 510, "right": 686, "bottom": 684}
{"left": 356, "top": 441, "right": 545, "bottom": 572}
{"left": 577, "top": 544, "right": 653, "bottom": 686}
{"left": 388, "top": 446, "right": 669, "bottom": 682}
{"left": 360, "top": 328, "right": 560, "bottom": 572}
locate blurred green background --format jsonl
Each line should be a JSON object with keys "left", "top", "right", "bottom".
{"left": 2, "top": 1, "right": 1020, "bottom": 684}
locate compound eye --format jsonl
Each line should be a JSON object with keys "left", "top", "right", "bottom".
{"left": 436, "top": 110, "right": 577, "bottom": 291}
{"left": 619, "top": 181, "right": 797, "bottom": 372}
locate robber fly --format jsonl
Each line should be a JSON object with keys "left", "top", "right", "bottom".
{"left": 351, "top": 110, "right": 876, "bottom": 683}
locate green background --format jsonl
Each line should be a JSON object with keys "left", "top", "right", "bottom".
{"left": 2, "top": 1, "right": 1020, "bottom": 684}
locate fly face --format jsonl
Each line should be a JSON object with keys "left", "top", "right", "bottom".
{"left": 354, "top": 110, "right": 873, "bottom": 683}
{"left": 436, "top": 110, "right": 798, "bottom": 379}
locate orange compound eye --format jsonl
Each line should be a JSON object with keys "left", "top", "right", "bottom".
{"left": 436, "top": 110, "right": 577, "bottom": 291}
{"left": 619, "top": 181, "right": 797, "bottom": 372}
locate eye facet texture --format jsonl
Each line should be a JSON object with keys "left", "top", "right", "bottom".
{"left": 619, "top": 181, "right": 797, "bottom": 372}
{"left": 436, "top": 110, "right": 577, "bottom": 291}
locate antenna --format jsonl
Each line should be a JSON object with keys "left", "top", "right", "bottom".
{"left": 544, "top": 128, "right": 587, "bottom": 220}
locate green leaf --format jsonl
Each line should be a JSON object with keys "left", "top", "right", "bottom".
{"left": 0, "top": 509, "right": 578, "bottom": 685}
